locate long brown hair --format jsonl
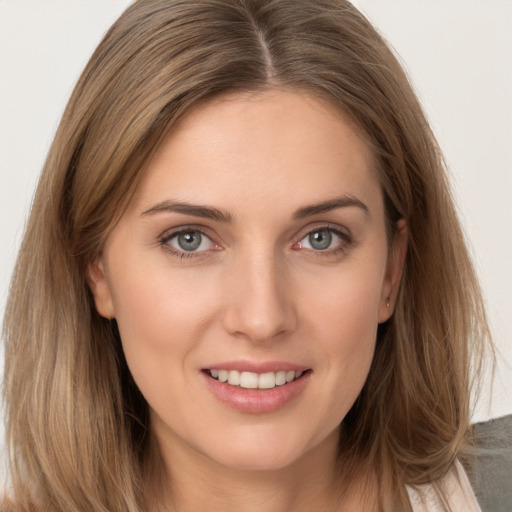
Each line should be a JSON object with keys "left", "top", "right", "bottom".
{"left": 2, "top": 0, "right": 491, "bottom": 510}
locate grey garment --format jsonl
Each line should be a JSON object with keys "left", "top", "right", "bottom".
{"left": 465, "top": 415, "right": 512, "bottom": 512}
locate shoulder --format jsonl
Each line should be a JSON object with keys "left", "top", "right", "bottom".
{"left": 406, "top": 460, "right": 481, "bottom": 512}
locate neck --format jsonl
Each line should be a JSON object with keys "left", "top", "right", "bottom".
{"left": 145, "top": 425, "right": 379, "bottom": 512}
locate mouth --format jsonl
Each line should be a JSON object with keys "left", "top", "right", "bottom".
{"left": 203, "top": 369, "right": 310, "bottom": 390}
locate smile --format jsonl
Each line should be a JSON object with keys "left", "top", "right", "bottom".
{"left": 202, "top": 367, "right": 312, "bottom": 413}
{"left": 206, "top": 369, "right": 305, "bottom": 389}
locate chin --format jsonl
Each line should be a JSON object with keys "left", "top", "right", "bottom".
{"left": 198, "top": 423, "right": 336, "bottom": 473}
{"left": 209, "top": 446, "right": 305, "bottom": 472}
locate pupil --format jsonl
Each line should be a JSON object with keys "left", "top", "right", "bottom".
{"left": 178, "top": 231, "right": 201, "bottom": 251}
{"left": 309, "top": 230, "right": 332, "bottom": 250}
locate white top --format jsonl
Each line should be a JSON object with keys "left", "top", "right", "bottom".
{"left": 407, "top": 460, "right": 481, "bottom": 511}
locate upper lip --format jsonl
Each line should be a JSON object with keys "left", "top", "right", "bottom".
{"left": 202, "top": 360, "right": 310, "bottom": 373}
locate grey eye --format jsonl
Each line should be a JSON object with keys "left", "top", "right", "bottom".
{"left": 308, "top": 229, "right": 332, "bottom": 250}
{"left": 176, "top": 231, "right": 203, "bottom": 251}
{"left": 163, "top": 229, "right": 217, "bottom": 256}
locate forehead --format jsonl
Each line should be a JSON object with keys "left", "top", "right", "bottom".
{"left": 130, "top": 89, "right": 381, "bottom": 217}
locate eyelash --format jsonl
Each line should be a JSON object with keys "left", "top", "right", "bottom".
{"left": 158, "top": 224, "right": 352, "bottom": 260}
{"left": 295, "top": 225, "right": 352, "bottom": 257}
{"left": 159, "top": 226, "right": 217, "bottom": 260}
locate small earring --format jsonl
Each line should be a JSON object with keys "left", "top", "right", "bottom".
{"left": 386, "top": 299, "right": 391, "bottom": 308}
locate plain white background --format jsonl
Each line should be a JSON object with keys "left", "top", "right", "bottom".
{"left": 0, "top": 0, "right": 510, "bottom": 460}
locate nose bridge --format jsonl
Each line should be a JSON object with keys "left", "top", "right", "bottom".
{"left": 223, "top": 245, "right": 296, "bottom": 342}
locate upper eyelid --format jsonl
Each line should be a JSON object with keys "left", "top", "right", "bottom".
{"left": 159, "top": 224, "right": 215, "bottom": 242}
{"left": 159, "top": 228, "right": 219, "bottom": 259}
{"left": 294, "top": 222, "right": 351, "bottom": 241}
{"left": 297, "top": 227, "right": 350, "bottom": 248}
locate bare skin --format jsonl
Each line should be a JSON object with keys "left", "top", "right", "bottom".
{"left": 89, "top": 89, "right": 406, "bottom": 512}
{"left": 151, "top": 428, "right": 380, "bottom": 512}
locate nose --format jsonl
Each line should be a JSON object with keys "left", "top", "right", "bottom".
{"left": 222, "top": 249, "right": 297, "bottom": 343}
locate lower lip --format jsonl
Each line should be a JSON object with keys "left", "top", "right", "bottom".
{"left": 201, "top": 371, "right": 311, "bottom": 413}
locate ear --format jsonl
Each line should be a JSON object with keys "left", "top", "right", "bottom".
{"left": 87, "top": 257, "right": 115, "bottom": 319}
{"left": 378, "top": 219, "right": 408, "bottom": 323}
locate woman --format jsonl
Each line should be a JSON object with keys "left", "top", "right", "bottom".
{"left": 2, "top": 0, "right": 491, "bottom": 510}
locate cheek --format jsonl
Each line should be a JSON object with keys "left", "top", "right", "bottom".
{"left": 110, "top": 257, "right": 214, "bottom": 336}
{"left": 300, "top": 262, "right": 385, "bottom": 410}
{"left": 320, "top": 282, "right": 379, "bottom": 382}
{"left": 108, "top": 270, "right": 226, "bottom": 440}
{"left": 304, "top": 259, "right": 385, "bottom": 340}
{"left": 107, "top": 262, "right": 220, "bottom": 390}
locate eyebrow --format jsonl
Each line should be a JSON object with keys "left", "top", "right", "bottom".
{"left": 292, "top": 195, "right": 369, "bottom": 219}
{"left": 141, "top": 201, "right": 233, "bottom": 223}
{"left": 140, "top": 194, "right": 368, "bottom": 223}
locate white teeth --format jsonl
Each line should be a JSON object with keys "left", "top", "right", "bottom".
{"left": 258, "top": 372, "right": 276, "bottom": 389}
{"left": 208, "top": 369, "right": 306, "bottom": 389}
{"left": 240, "top": 371, "right": 258, "bottom": 389}
{"left": 227, "top": 370, "right": 240, "bottom": 385}
{"left": 275, "top": 370, "right": 287, "bottom": 386}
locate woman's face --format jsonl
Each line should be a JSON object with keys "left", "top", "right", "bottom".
{"left": 89, "top": 90, "right": 405, "bottom": 473}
